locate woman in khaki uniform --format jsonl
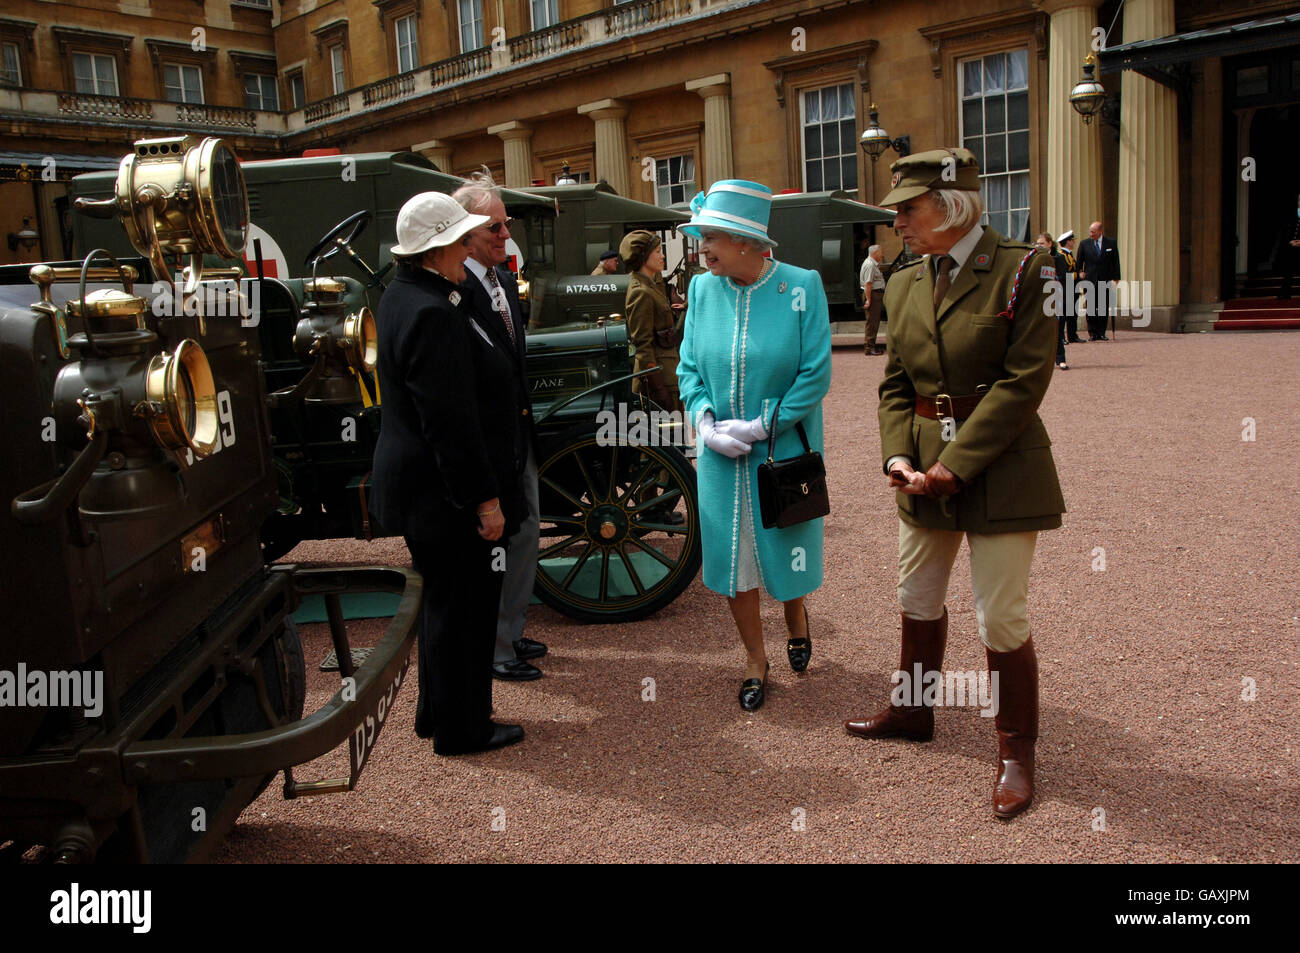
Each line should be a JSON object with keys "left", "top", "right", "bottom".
{"left": 620, "top": 230, "right": 682, "bottom": 411}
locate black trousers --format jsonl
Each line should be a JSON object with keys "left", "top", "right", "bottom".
{"left": 1083, "top": 280, "right": 1110, "bottom": 338}
{"left": 407, "top": 531, "right": 503, "bottom": 754}
{"left": 1056, "top": 318, "right": 1067, "bottom": 365}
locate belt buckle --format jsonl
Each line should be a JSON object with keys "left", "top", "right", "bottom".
{"left": 934, "top": 393, "right": 953, "bottom": 419}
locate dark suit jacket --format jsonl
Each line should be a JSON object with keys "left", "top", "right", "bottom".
{"left": 1078, "top": 235, "right": 1121, "bottom": 283}
{"left": 370, "top": 264, "right": 524, "bottom": 543}
{"left": 458, "top": 262, "right": 537, "bottom": 460}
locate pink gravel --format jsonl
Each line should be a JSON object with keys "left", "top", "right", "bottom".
{"left": 214, "top": 330, "right": 1300, "bottom": 863}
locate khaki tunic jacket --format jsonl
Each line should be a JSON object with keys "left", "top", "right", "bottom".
{"left": 625, "top": 270, "right": 680, "bottom": 395}
{"left": 879, "top": 227, "right": 1066, "bottom": 534}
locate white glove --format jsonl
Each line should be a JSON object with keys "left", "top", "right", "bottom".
{"left": 697, "top": 411, "right": 752, "bottom": 459}
{"left": 714, "top": 416, "right": 768, "bottom": 445}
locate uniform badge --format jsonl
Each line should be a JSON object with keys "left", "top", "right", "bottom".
{"left": 974, "top": 253, "right": 990, "bottom": 267}
{"left": 449, "top": 291, "right": 462, "bottom": 305}
{"left": 891, "top": 171, "right": 902, "bottom": 188}
{"left": 778, "top": 281, "right": 787, "bottom": 293}
{"left": 1040, "top": 266, "right": 1057, "bottom": 280}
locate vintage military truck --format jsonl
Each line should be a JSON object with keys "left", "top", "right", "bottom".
{"left": 69, "top": 153, "right": 701, "bottom": 624}
{"left": 669, "top": 189, "right": 895, "bottom": 322}
{"left": 1, "top": 136, "right": 420, "bottom": 863}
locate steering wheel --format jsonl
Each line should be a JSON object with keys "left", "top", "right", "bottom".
{"left": 304, "top": 210, "right": 371, "bottom": 267}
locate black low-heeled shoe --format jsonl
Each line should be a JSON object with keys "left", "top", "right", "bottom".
{"left": 786, "top": 606, "right": 812, "bottom": 673}
{"left": 739, "top": 662, "right": 770, "bottom": 712}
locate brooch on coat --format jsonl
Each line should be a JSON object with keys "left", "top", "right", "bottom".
{"left": 778, "top": 281, "right": 787, "bottom": 293}
{"left": 449, "top": 291, "right": 462, "bottom": 305}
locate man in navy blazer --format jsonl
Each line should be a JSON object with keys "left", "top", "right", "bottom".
{"left": 453, "top": 172, "right": 547, "bottom": 682}
{"left": 1078, "top": 220, "right": 1120, "bottom": 340}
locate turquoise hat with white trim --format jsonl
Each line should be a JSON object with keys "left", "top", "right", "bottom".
{"left": 680, "top": 180, "right": 778, "bottom": 248}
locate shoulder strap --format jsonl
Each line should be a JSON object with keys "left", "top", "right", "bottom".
{"left": 997, "top": 249, "right": 1039, "bottom": 322}
{"left": 765, "top": 400, "right": 813, "bottom": 463}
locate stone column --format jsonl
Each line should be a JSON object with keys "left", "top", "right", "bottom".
{"left": 488, "top": 120, "right": 534, "bottom": 188}
{"left": 1036, "top": 0, "right": 1104, "bottom": 244}
{"left": 685, "top": 73, "right": 734, "bottom": 186}
{"left": 410, "top": 138, "right": 455, "bottom": 172}
{"left": 577, "top": 98, "right": 630, "bottom": 196}
{"left": 1117, "top": 0, "right": 1180, "bottom": 330}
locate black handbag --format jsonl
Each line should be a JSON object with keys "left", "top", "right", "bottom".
{"left": 756, "top": 402, "right": 829, "bottom": 529}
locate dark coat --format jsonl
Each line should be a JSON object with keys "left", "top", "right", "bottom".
{"left": 370, "top": 264, "right": 524, "bottom": 543}
{"left": 879, "top": 227, "right": 1066, "bottom": 534}
{"left": 458, "top": 263, "right": 537, "bottom": 460}
{"left": 1078, "top": 234, "right": 1121, "bottom": 283}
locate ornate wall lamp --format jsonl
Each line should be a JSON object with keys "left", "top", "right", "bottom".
{"left": 859, "top": 105, "right": 911, "bottom": 162}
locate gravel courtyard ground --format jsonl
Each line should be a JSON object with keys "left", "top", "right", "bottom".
{"left": 216, "top": 329, "right": 1299, "bottom": 864}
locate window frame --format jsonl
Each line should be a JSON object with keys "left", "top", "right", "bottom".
{"left": 53, "top": 27, "right": 132, "bottom": 99}
{"left": 531, "top": 0, "right": 561, "bottom": 32}
{"left": 330, "top": 44, "right": 347, "bottom": 95}
{"left": 243, "top": 72, "right": 278, "bottom": 110}
{"left": 630, "top": 125, "right": 701, "bottom": 207}
{"left": 653, "top": 154, "right": 697, "bottom": 208}
{"left": 0, "top": 19, "right": 35, "bottom": 89}
{"left": 1, "top": 40, "right": 22, "bottom": 86}
{"left": 287, "top": 68, "right": 306, "bottom": 109}
{"left": 162, "top": 61, "right": 205, "bottom": 104}
{"left": 396, "top": 14, "right": 419, "bottom": 71}
{"left": 958, "top": 48, "right": 1031, "bottom": 241}
{"left": 798, "top": 81, "right": 858, "bottom": 195}
{"left": 73, "top": 51, "right": 120, "bottom": 96}
{"left": 458, "top": 0, "right": 484, "bottom": 53}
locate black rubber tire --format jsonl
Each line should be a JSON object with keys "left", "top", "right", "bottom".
{"left": 533, "top": 425, "right": 700, "bottom": 623}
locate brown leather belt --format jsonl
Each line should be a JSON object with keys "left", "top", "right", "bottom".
{"left": 915, "top": 392, "right": 985, "bottom": 420}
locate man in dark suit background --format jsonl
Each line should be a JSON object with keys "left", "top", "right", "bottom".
{"left": 453, "top": 171, "right": 548, "bottom": 682}
{"left": 1078, "top": 220, "right": 1120, "bottom": 340}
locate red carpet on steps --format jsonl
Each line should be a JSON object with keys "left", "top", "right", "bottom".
{"left": 1214, "top": 297, "right": 1300, "bottom": 330}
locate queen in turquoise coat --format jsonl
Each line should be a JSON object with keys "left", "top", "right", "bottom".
{"left": 676, "top": 179, "right": 831, "bottom": 711}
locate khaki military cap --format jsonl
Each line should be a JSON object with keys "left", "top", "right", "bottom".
{"left": 619, "top": 229, "right": 661, "bottom": 269}
{"left": 880, "top": 148, "right": 982, "bottom": 206}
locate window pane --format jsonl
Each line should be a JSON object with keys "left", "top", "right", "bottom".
{"left": 822, "top": 88, "right": 839, "bottom": 121}
{"left": 841, "top": 156, "right": 857, "bottom": 192}
{"left": 1006, "top": 49, "right": 1029, "bottom": 90}
{"left": 1007, "top": 91, "right": 1029, "bottom": 131}
{"left": 824, "top": 161, "right": 841, "bottom": 191}
{"left": 1008, "top": 131, "right": 1029, "bottom": 171}
{"left": 656, "top": 162, "right": 668, "bottom": 187}
{"left": 164, "top": 64, "right": 181, "bottom": 102}
{"left": 291, "top": 74, "right": 304, "bottom": 108}
{"left": 1236, "top": 65, "right": 1268, "bottom": 97}
{"left": 963, "top": 138, "right": 983, "bottom": 168}
{"left": 991, "top": 210, "right": 1009, "bottom": 237}
{"left": 683, "top": 155, "right": 694, "bottom": 182}
{"left": 963, "top": 60, "right": 982, "bottom": 98}
{"left": 984, "top": 54, "right": 1005, "bottom": 94}
{"left": 1010, "top": 172, "right": 1029, "bottom": 211}
{"left": 985, "top": 136, "right": 1006, "bottom": 174}
{"left": 802, "top": 89, "right": 819, "bottom": 123}
{"left": 840, "top": 83, "right": 855, "bottom": 117}
{"left": 1, "top": 43, "right": 19, "bottom": 85}
{"left": 985, "top": 176, "right": 1009, "bottom": 213}
{"left": 1009, "top": 208, "right": 1030, "bottom": 242}
{"left": 985, "top": 97, "right": 1005, "bottom": 134}
{"left": 822, "top": 124, "right": 839, "bottom": 158}
{"left": 96, "top": 55, "right": 117, "bottom": 95}
{"left": 962, "top": 99, "right": 983, "bottom": 137}
{"left": 804, "top": 124, "right": 821, "bottom": 160}
{"left": 806, "top": 162, "right": 823, "bottom": 192}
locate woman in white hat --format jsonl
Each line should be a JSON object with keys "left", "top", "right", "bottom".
{"left": 676, "top": 181, "right": 832, "bottom": 711}
{"left": 369, "top": 191, "right": 528, "bottom": 755}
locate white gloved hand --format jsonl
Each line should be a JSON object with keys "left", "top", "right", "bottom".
{"left": 713, "top": 416, "right": 768, "bottom": 445}
{"left": 697, "top": 411, "right": 752, "bottom": 459}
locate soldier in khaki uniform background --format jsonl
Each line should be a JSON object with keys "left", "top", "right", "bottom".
{"left": 620, "top": 229, "right": 682, "bottom": 411}
{"left": 844, "top": 148, "right": 1066, "bottom": 820}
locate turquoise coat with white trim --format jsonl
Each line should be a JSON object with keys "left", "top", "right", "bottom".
{"left": 676, "top": 260, "right": 832, "bottom": 600}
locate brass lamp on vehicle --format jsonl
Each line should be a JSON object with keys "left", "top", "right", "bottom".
{"left": 286, "top": 277, "right": 378, "bottom": 404}
{"left": 74, "top": 135, "right": 249, "bottom": 298}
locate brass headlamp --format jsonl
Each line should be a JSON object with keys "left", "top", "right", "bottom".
{"left": 76, "top": 136, "right": 249, "bottom": 297}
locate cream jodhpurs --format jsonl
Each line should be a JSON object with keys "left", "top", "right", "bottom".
{"left": 896, "top": 520, "right": 1038, "bottom": 651}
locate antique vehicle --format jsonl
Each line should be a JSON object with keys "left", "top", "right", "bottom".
{"left": 70, "top": 155, "right": 702, "bottom": 624}
{"left": 0, "top": 136, "right": 420, "bottom": 863}
{"left": 670, "top": 189, "right": 895, "bottom": 322}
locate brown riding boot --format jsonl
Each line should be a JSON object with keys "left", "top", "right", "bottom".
{"left": 845, "top": 609, "right": 948, "bottom": 741}
{"left": 986, "top": 637, "right": 1039, "bottom": 819}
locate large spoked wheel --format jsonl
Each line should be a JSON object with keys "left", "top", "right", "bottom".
{"left": 534, "top": 425, "right": 700, "bottom": 623}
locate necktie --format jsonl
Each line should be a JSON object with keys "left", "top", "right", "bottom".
{"left": 932, "top": 254, "right": 954, "bottom": 310}
{"left": 485, "top": 268, "right": 517, "bottom": 348}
